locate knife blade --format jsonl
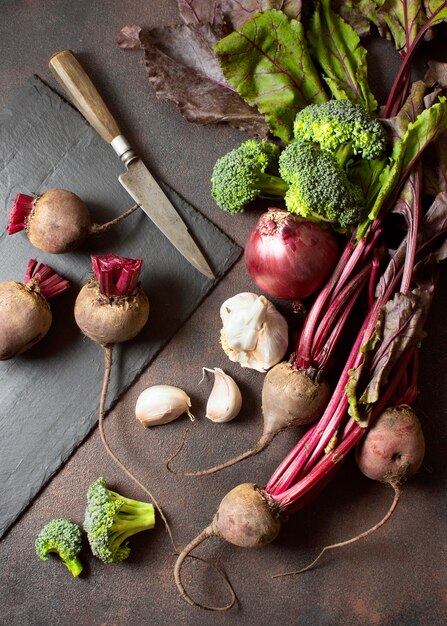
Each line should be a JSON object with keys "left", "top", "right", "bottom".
{"left": 49, "top": 49, "right": 214, "bottom": 279}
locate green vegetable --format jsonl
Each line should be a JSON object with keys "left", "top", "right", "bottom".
{"left": 307, "top": 0, "right": 378, "bottom": 111}
{"left": 278, "top": 141, "right": 364, "bottom": 228}
{"left": 211, "top": 139, "right": 287, "bottom": 214}
{"left": 214, "top": 10, "right": 327, "bottom": 142}
{"left": 293, "top": 99, "right": 387, "bottom": 165}
{"left": 365, "top": 97, "right": 447, "bottom": 227}
{"left": 35, "top": 518, "right": 83, "bottom": 577}
{"left": 83, "top": 477, "right": 155, "bottom": 564}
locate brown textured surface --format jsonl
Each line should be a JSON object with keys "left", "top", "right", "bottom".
{"left": 0, "top": 2, "right": 446, "bottom": 625}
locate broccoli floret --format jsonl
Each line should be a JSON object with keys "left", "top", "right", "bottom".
{"left": 293, "top": 99, "right": 387, "bottom": 165}
{"left": 279, "top": 142, "right": 365, "bottom": 229}
{"left": 211, "top": 139, "right": 288, "bottom": 214}
{"left": 83, "top": 477, "right": 155, "bottom": 564}
{"left": 35, "top": 518, "right": 83, "bottom": 577}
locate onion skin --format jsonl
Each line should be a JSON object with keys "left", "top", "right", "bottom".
{"left": 28, "top": 189, "right": 91, "bottom": 254}
{"left": 244, "top": 209, "right": 339, "bottom": 301}
{"left": 74, "top": 280, "right": 149, "bottom": 345}
{"left": 0, "top": 281, "right": 52, "bottom": 360}
{"left": 355, "top": 406, "right": 425, "bottom": 484}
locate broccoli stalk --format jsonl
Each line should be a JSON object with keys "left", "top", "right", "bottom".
{"left": 84, "top": 477, "right": 155, "bottom": 564}
{"left": 211, "top": 139, "right": 287, "bottom": 214}
{"left": 35, "top": 518, "right": 83, "bottom": 577}
{"left": 293, "top": 99, "right": 387, "bottom": 167}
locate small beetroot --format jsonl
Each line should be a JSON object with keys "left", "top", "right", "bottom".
{"left": 7, "top": 190, "right": 138, "bottom": 254}
{"left": 0, "top": 259, "right": 69, "bottom": 360}
{"left": 74, "top": 253, "right": 149, "bottom": 345}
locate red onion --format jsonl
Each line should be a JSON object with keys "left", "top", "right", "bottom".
{"left": 244, "top": 209, "right": 339, "bottom": 301}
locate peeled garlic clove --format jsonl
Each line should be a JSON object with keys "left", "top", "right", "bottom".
{"left": 136, "top": 385, "right": 194, "bottom": 427}
{"left": 204, "top": 368, "right": 242, "bottom": 423}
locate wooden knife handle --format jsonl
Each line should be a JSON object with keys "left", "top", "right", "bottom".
{"left": 49, "top": 49, "right": 121, "bottom": 144}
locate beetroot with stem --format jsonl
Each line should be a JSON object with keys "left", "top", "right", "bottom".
{"left": 75, "top": 254, "right": 176, "bottom": 550}
{"left": 0, "top": 259, "right": 69, "bottom": 360}
{"left": 7, "top": 189, "right": 139, "bottom": 254}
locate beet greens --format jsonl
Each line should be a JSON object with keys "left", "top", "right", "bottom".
{"left": 169, "top": 1, "right": 447, "bottom": 610}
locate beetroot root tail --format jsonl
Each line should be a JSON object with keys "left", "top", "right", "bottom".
{"left": 98, "top": 345, "right": 178, "bottom": 553}
{"left": 273, "top": 483, "right": 402, "bottom": 578}
{"left": 90, "top": 203, "right": 139, "bottom": 235}
{"left": 174, "top": 524, "right": 237, "bottom": 611}
{"left": 166, "top": 432, "right": 274, "bottom": 477}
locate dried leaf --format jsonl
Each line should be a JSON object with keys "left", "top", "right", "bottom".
{"left": 117, "top": 25, "right": 143, "bottom": 49}
{"left": 137, "top": 23, "right": 270, "bottom": 137}
{"left": 176, "top": 0, "right": 302, "bottom": 32}
{"left": 423, "top": 134, "right": 447, "bottom": 195}
{"left": 425, "top": 59, "right": 447, "bottom": 91}
{"left": 176, "top": 0, "right": 228, "bottom": 35}
{"left": 347, "top": 285, "right": 432, "bottom": 424}
{"left": 221, "top": 0, "right": 302, "bottom": 29}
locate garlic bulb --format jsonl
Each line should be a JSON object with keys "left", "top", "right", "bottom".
{"left": 203, "top": 368, "right": 242, "bottom": 423}
{"left": 220, "top": 292, "right": 288, "bottom": 372}
{"left": 136, "top": 385, "right": 194, "bottom": 427}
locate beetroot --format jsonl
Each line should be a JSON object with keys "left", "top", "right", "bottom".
{"left": 355, "top": 405, "right": 425, "bottom": 485}
{"left": 75, "top": 254, "right": 149, "bottom": 345}
{"left": 0, "top": 259, "right": 69, "bottom": 360}
{"left": 7, "top": 190, "right": 138, "bottom": 254}
{"left": 174, "top": 483, "right": 280, "bottom": 609}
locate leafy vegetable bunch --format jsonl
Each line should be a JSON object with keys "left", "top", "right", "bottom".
{"left": 117, "top": 0, "right": 447, "bottom": 609}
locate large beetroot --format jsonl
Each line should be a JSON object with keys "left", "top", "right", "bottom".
{"left": 0, "top": 259, "right": 69, "bottom": 360}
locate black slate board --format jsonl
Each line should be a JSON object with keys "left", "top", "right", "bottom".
{"left": 0, "top": 76, "right": 241, "bottom": 538}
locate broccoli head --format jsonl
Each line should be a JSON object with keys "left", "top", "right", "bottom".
{"left": 83, "top": 477, "right": 155, "bottom": 564}
{"left": 279, "top": 142, "right": 365, "bottom": 229}
{"left": 35, "top": 518, "right": 83, "bottom": 577}
{"left": 293, "top": 99, "right": 387, "bottom": 164}
{"left": 211, "top": 139, "right": 288, "bottom": 214}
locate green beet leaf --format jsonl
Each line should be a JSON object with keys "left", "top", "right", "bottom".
{"left": 214, "top": 9, "right": 327, "bottom": 142}
{"left": 307, "top": 0, "right": 378, "bottom": 111}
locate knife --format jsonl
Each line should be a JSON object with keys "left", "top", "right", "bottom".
{"left": 49, "top": 49, "right": 214, "bottom": 280}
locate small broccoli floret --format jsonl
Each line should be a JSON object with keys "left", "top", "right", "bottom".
{"left": 35, "top": 518, "right": 83, "bottom": 577}
{"left": 83, "top": 477, "right": 155, "bottom": 564}
{"left": 211, "top": 139, "right": 288, "bottom": 214}
{"left": 279, "top": 142, "right": 365, "bottom": 229}
{"left": 293, "top": 100, "right": 387, "bottom": 164}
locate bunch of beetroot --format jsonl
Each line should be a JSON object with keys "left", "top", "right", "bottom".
{"left": 169, "top": 4, "right": 447, "bottom": 611}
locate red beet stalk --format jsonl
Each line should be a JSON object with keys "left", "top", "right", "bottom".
{"left": 91, "top": 254, "right": 143, "bottom": 297}
{"left": 24, "top": 259, "right": 70, "bottom": 300}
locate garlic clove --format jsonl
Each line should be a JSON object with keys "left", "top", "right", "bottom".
{"left": 136, "top": 385, "right": 194, "bottom": 427}
{"left": 204, "top": 368, "right": 242, "bottom": 423}
{"left": 252, "top": 312, "right": 289, "bottom": 370}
